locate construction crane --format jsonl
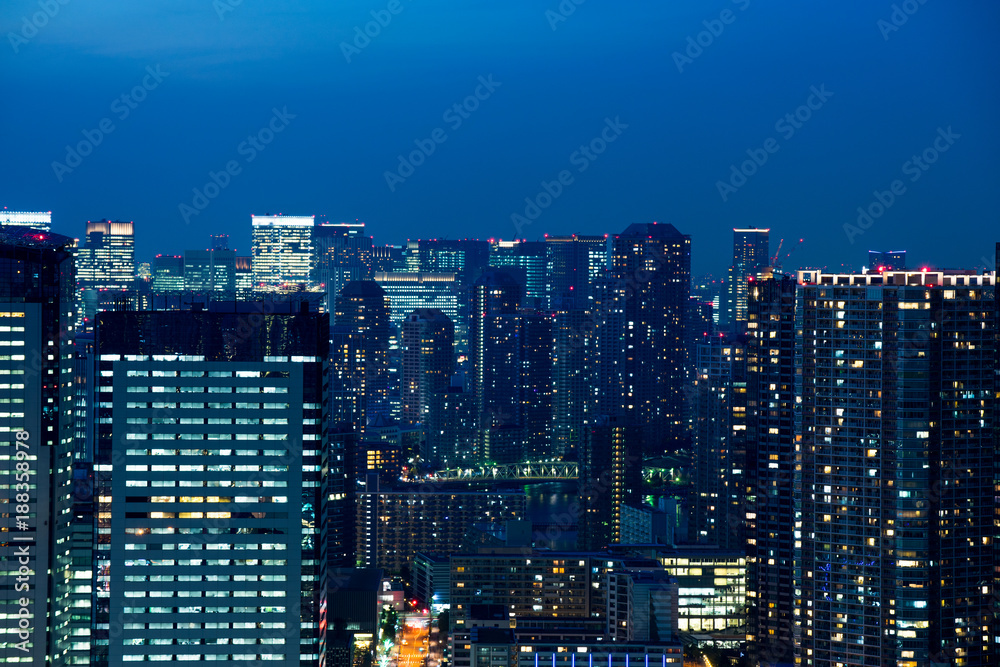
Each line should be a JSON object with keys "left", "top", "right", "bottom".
{"left": 772, "top": 238, "right": 804, "bottom": 271}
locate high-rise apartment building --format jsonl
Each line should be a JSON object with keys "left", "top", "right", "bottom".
{"left": 92, "top": 307, "right": 329, "bottom": 666}
{"left": 795, "top": 269, "right": 997, "bottom": 667}
{"left": 470, "top": 270, "right": 523, "bottom": 424}
{"left": 723, "top": 227, "right": 769, "bottom": 328}
{"left": 690, "top": 334, "right": 747, "bottom": 549}
{"left": 251, "top": 214, "right": 314, "bottom": 290}
{"left": 355, "top": 486, "right": 526, "bottom": 573}
{"left": 607, "top": 222, "right": 691, "bottom": 456}
{"left": 76, "top": 219, "right": 136, "bottom": 291}
{"left": 313, "top": 222, "right": 373, "bottom": 312}
{"left": 551, "top": 309, "right": 595, "bottom": 459}
{"left": 577, "top": 416, "right": 642, "bottom": 550}
{"left": 745, "top": 275, "right": 799, "bottom": 667}
{"left": 0, "top": 228, "right": 77, "bottom": 664}
{"left": 334, "top": 281, "right": 391, "bottom": 432}
{"left": 424, "top": 388, "right": 477, "bottom": 467}
{"left": 401, "top": 309, "right": 454, "bottom": 425}
{"left": 0, "top": 210, "right": 51, "bottom": 231}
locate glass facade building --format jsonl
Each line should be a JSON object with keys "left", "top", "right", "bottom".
{"left": 251, "top": 215, "right": 314, "bottom": 291}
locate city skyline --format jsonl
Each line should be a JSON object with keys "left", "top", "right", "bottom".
{"left": 3, "top": 3, "right": 999, "bottom": 275}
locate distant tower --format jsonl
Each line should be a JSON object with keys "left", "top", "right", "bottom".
{"left": 76, "top": 219, "right": 136, "bottom": 291}
{"left": 313, "top": 221, "right": 373, "bottom": 313}
{"left": 577, "top": 416, "right": 642, "bottom": 550}
{"left": 251, "top": 214, "right": 314, "bottom": 290}
{"left": 469, "top": 270, "right": 523, "bottom": 421}
{"left": 723, "top": 227, "right": 769, "bottom": 327}
{"left": 867, "top": 249, "right": 906, "bottom": 271}
{"left": 401, "top": 309, "right": 455, "bottom": 426}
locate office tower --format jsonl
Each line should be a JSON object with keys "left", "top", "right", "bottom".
{"left": 372, "top": 245, "right": 404, "bottom": 272}
{"left": 184, "top": 247, "right": 236, "bottom": 292}
{"left": 355, "top": 486, "right": 526, "bottom": 573}
{"left": 690, "top": 334, "right": 747, "bottom": 549}
{"left": 374, "top": 272, "right": 461, "bottom": 332}
{"left": 723, "top": 227, "right": 769, "bottom": 328}
{"left": 234, "top": 255, "right": 252, "bottom": 297}
{"left": 745, "top": 275, "right": 799, "bottom": 667}
{"left": 76, "top": 219, "right": 136, "bottom": 291}
{"left": 577, "top": 416, "right": 642, "bottom": 550}
{"left": 867, "top": 249, "right": 907, "bottom": 271}
{"left": 0, "top": 228, "right": 77, "bottom": 664}
{"left": 313, "top": 222, "right": 373, "bottom": 312}
{"left": 92, "top": 306, "right": 329, "bottom": 666}
{"left": 607, "top": 222, "right": 692, "bottom": 456}
{"left": 408, "top": 239, "right": 490, "bottom": 288}
{"left": 551, "top": 309, "right": 595, "bottom": 459}
{"left": 795, "top": 269, "right": 997, "bottom": 667}
{"left": 488, "top": 239, "right": 548, "bottom": 308}
{"left": 424, "top": 387, "right": 476, "bottom": 467}
{"left": 544, "top": 233, "right": 609, "bottom": 309}
{"left": 469, "top": 270, "right": 522, "bottom": 415}
{"left": 334, "top": 281, "right": 391, "bottom": 432}
{"left": 0, "top": 209, "right": 51, "bottom": 231}
{"left": 401, "top": 309, "right": 454, "bottom": 426}
{"left": 151, "top": 254, "right": 185, "bottom": 291}
{"left": 251, "top": 214, "right": 314, "bottom": 290}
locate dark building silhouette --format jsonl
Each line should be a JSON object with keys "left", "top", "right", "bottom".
{"left": 577, "top": 416, "right": 642, "bottom": 550}
{"left": 401, "top": 309, "right": 455, "bottom": 426}
{"left": 334, "top": 280, "right": 391, "bottom": 434}
{"left": 745, "top": 275, "right": 799, "bottom": 667}
{"left": 313, "top": 221, "right": 373, "bottom": 313}
{"left": 690, "top": 334, "right": 747, "bottom": 549}
{"left": 606, "top": 222, "right": 692, "bottom": 456}
{"left": 867, "top": 249, "right": 906, "bottom": 271}
{"left": 544, "top": 233, "right": 608, "bottom": 310}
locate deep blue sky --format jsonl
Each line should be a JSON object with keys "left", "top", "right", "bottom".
{"left": 2, "top": 0, "right": 998, "bottom": 275}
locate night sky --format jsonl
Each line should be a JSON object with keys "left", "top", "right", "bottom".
{"left": 2, "top": 0, "right": 998, "bottom": 276}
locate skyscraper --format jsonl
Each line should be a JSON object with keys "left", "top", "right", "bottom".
{"left": 251, "top": 214, "right": 314, "bottom": 290}
{"left": 795, "top": 268, "right": 997, "bottom": 667}
{"left": 0, "top": 210, "right": 51, "bottom": 231}
{"left": 76, "top": 219, "right": 136, "bottom": 291}
{"left": 0, "top": 228, "right": 77, "bottom": 664}
{"left": 551, "top": 308, "right": 595, "bottom": 459}
{"left": 469, "top": 270, "right": 523, "bottom": 423}
{"left": 184, "top": 245, "right": 236, "bottom": 292}
{"left": 690, "top": 334, "right": 747, "bottom": 549}
{"left": 401, "top": 309, "right": 455, "bottom": 426}
{"left": 723, "top": 227, "right": 769, "bottom": 327}
{"left": 334, "top": 281, "right": 392, "bottom": 433}
{"left": 867, "top": 249, "right": 907, "bottom": 271}
{"left": 544, "top": 233, "right": 609, "bottom": 310}
{"left": 373, "top": 272, "right": 461, "bottom": 333}
{"left": 745, "top": 275, "right": 799, "bottom": 667}
{"left": 151, "top": 254, "right": 185, "bottom": 291}
{"left": 488, "top": 239, "right": 548, "bottom": 308}
{"left": 607, "top": 222, "right": 692, "bottom": 456}
{"left": 92, "top": 306, "right": 329, "bottom": 665}
{"left": 313, "top": 222, "right": 373, "bottom": 312}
